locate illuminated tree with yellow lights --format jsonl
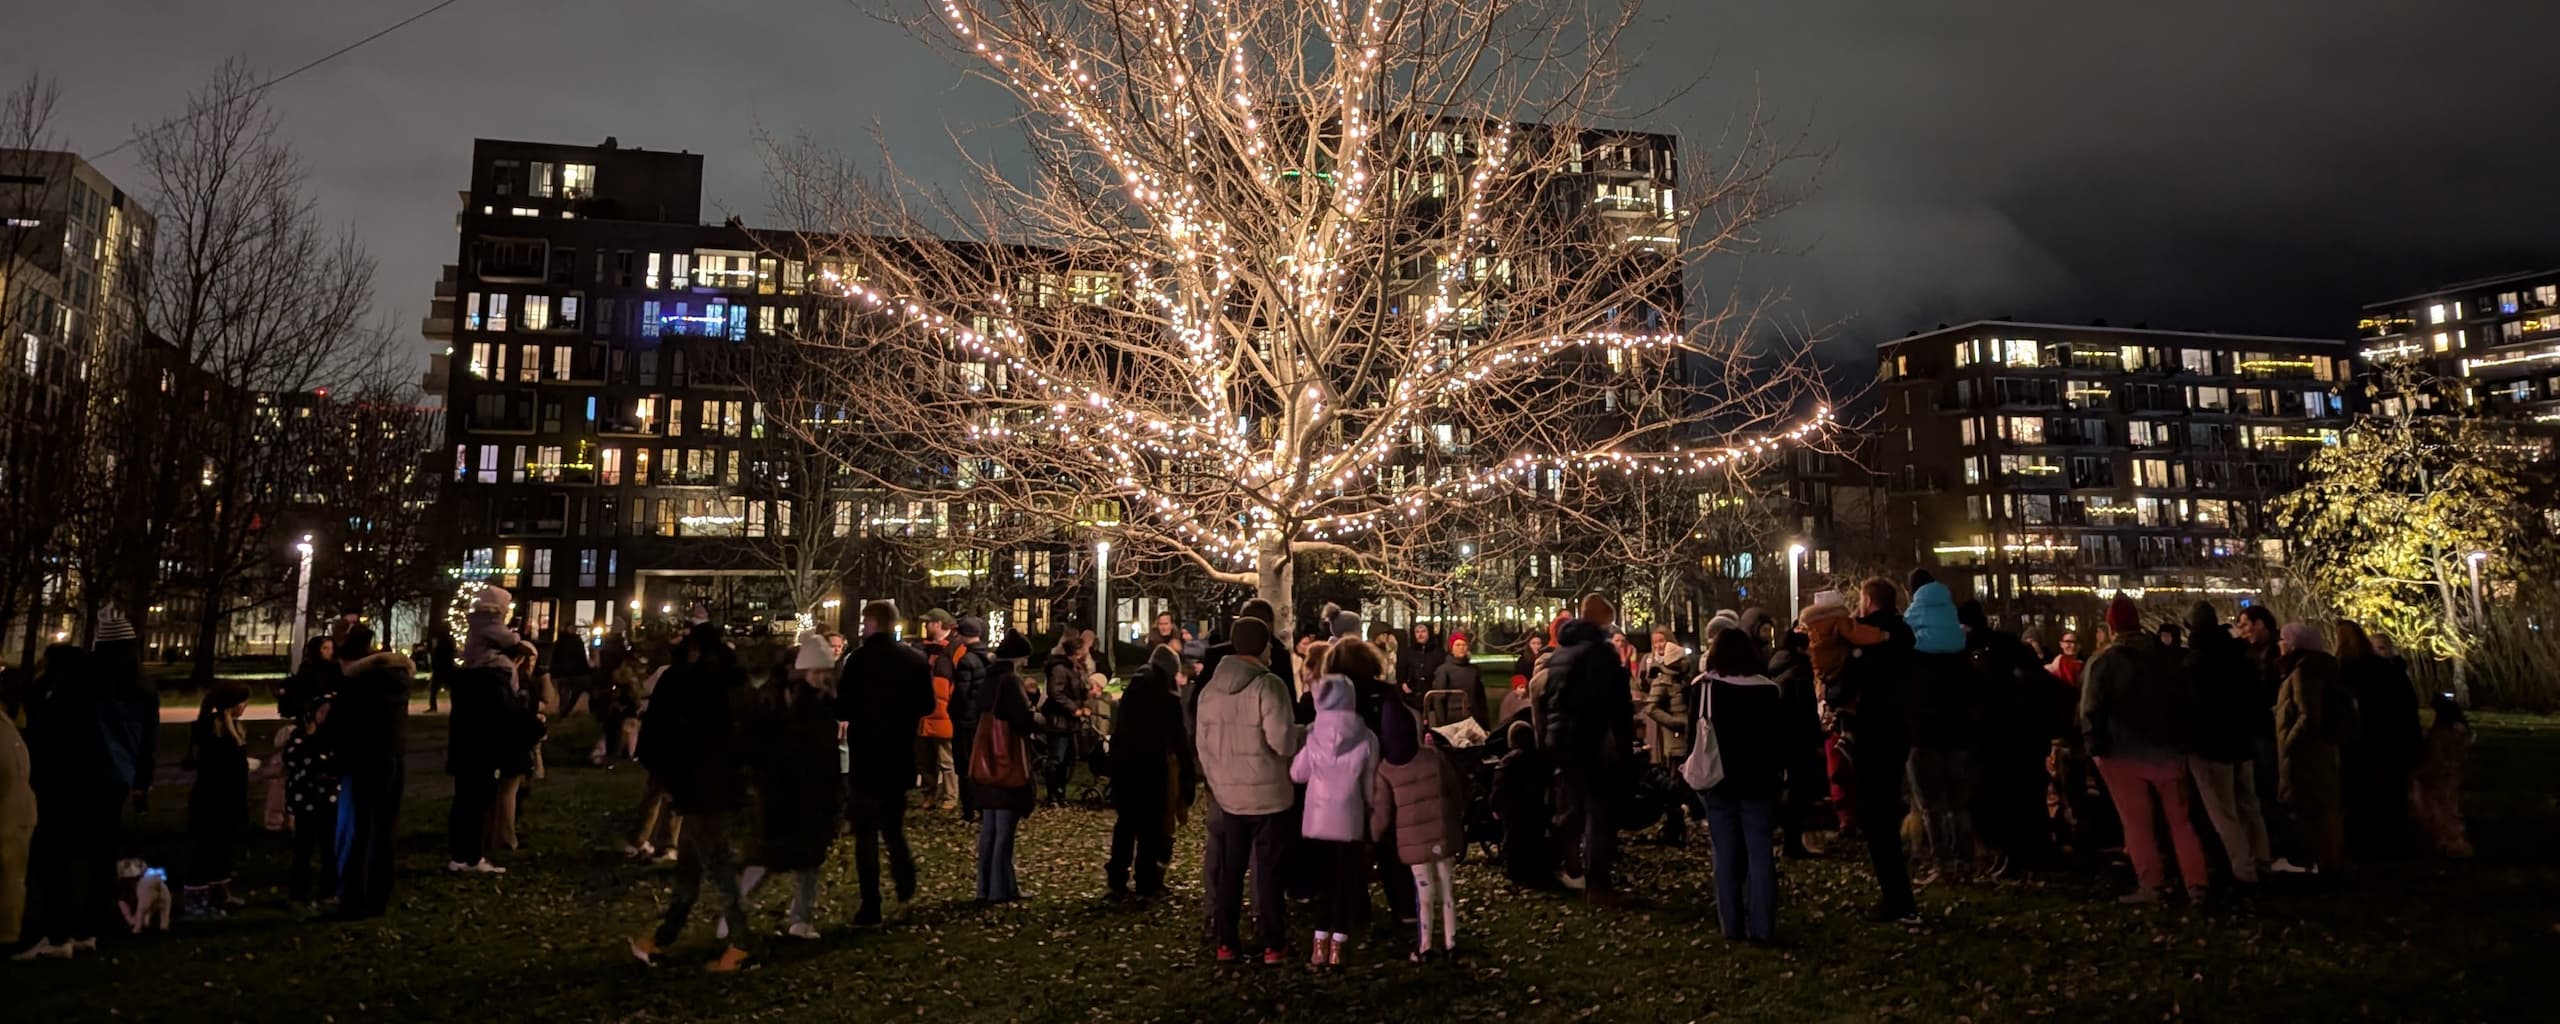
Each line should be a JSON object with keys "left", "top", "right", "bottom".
{"left": 768, "top": 0, "right": 1832, "bottom": 629}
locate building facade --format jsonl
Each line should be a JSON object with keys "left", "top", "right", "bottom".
{"left": 2358, "top": 268, "right": 2560, "bottom": 432}
{"left": 1875, "top": 321, "right": 2352, "bottom": 626}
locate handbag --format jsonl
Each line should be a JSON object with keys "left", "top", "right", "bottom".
{"left": 1679, "top": 674, "right": 1724, "bottom": 791}
{"left": 969, "top": 715, "right": 1031, "bottom": 789}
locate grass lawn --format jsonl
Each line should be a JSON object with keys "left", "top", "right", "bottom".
{"left": 17, "top": 712, "right": 2560, "bottom": 1022}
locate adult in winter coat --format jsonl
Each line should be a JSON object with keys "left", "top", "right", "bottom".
{"left": 1641, "top": 627, "right": 1693, "bottom": 767}
{"left": 1194, "top": 615, "right": 1303, "bottom": 962}
{"left": 277, "top": 637, "right": 338, "bottom": 724}
{"left": 1426, "top": 634, "right": 1486, "bottom": 728}
{"left": 21, "top": 626, "right": 153, "bottom": 954}
{"left": 1399, "top": 622, "right": 1448, "bottom": 705}
{"left": 1193, "top": 599, "right": 1293, "bottom": 727}
{"left": 744, "top": 634, "right": 844, "bottom": 939}
{"left": 1901, "top": 582, "right": 1978, "bottom": 879}
{"left": 1370, "top": 698, "right": 1465, "bottom": 958}
{"left": 2233, "top": 605, "right": 2286, "bottom": 853}
{"left": 1763, "top": 626, "right": 1826, "bottom": 859}
{"left": 1694, "top": 629, "right": 1788, "bottom": 943}
{"left": 837, "top": 602, "right": 935, "bottom": 925}
{"left": 2185, "top": 603, "right": 2271, "bottom": 884}
{"left": 183, "top": 685, "right": 252, "bottom": 905}
{"left": 2275, "top": 623, "right": 2354, "bottom": 875}
{"left": 971, "top": 654, "right": 1037, "bottom": 904}
{"left": 442, "top": 650, "right": 523, "bottom": 876}
{"left": 1290, "top": 673, "right": 1378, "bottom": 966}
{"left": 631, "top": 623, "right": 753, "bottom": 971}
{"left": 946, "top": 617, "right": 991, "bottom": 819}
{"left": 1538, "top": 595, "right": 1635, "bottom": 902}
{"left": 1961, "top": 599, "right": 2057, "bottom": 873}
{"left": 916, "top": 617, "right": 959, "bottom": 812}
{"left": 329, "top": 627, "right": 412, "bottom": 920}
{"left": 1830, "top": 578, "right": 1917, "bottom": 923}
{"left": 1040, "top": 637, "right": 1093, "bottom": 805}
{"left": 2079, "top": 596, "right": 2209, "bottom": 903}
{"left": 2338, "top": 620, "right": 2419, "bottom": 859}
{"left": 1107, "top": 646, "right": 1197, "bottom": 899}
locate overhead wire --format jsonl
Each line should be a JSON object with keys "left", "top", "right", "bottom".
{"left": 93, "top": 0, "right": 468, "bottom": 161}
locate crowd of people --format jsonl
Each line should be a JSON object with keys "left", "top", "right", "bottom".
{"left": 0, "top": 573, "right": 2481, "bottom": 972}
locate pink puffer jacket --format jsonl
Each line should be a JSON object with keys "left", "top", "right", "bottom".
{"left": 1369, "top": 746, "right": 1465, "bottom": 865}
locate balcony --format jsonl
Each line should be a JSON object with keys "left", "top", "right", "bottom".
{"left": 421, "top": 316, "right": 453, "bottom": 341}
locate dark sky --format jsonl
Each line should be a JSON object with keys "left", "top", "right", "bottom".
{"left": 21, "top": 0, "right": 2560, "bottom": 371}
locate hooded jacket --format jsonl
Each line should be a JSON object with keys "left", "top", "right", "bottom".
{"left": 1371, "top": 700, "right": 1465, "bottom": 865}
{"left": 641, "top": 628, "right": 750, "bottom": 814}
{"left": 1194, "top": 654, "right": 1302, "bottom": 816}
{"left": 1641, "top": 643, "right": 1693, "bottom": 763}
{"left": 1539, "top": 617, "right": 1633, "bottom": 756}
{"left": 1798, "top": 601, "right": 1888, "bottom": 684}
{"left": 1290, "top": 675, "right": 1379, "bottom": 842}
{"left": 2077, "top": 631, "right": 2198, "bottom": 763}
{"left": 1904, "top": 582, "right": 1965, "bottom": 655}
{"left": 839, "top": 631, "right": 936, "bottom": 790}
{"left": 1111, "top": 654, "right": 1197, "bottom": 821}
{"left": 2275, "top": 648, "right": 2352, "bottom": 809}
{"left": 331, "top": 652, "right": 414, "bottom": 782}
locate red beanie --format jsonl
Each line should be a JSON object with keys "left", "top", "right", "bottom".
{"left": 2104, "top": 595, "right": 2142, "bottom": 634}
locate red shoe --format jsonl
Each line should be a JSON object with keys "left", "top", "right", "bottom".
{"left": 1214, "top": 945, "right": 1239, "bottom": 964}
{"left": 1261, "top": 948, "right": 1288, "bottom": 967}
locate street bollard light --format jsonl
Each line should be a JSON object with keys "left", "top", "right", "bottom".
{"left": 1787, "top": 541, "right": 1807, "bottom": 617}
{"left": 1095, "top": 539, "right": 1113, "bottom": 675}
{"left": 2467, "top": 550, "right": 2488, "bottom": 624}
{"left": 289, "top": 535, "right": 315, "bottom": 672}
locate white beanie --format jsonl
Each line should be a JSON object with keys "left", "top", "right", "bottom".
{"left": 795, "top": 631, "right": 835, "bottom": 671}
{"left": 95, "top": 604, "right": 137, "bottom": 645}
{"left": 472, "top": 585, "right": 512, "bottom": 614}
{"left": 1813, "top": 589, "right": 1845, "bottom": 609}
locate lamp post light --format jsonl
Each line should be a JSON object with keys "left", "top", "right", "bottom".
{"left": 1787, "top": 541, "right": 1807, "bottom": 618}
{"left": 1094, "top": 539, "right": 1113, "bottom": 674}
{"left": 289, "top": 534, "right": 316, "bottom": 672}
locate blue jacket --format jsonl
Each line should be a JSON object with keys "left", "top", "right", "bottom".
{"left": 1905, "top": 583, "right": 1965, "bottom": 655}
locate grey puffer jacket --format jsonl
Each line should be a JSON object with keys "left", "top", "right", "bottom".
{"left": 1194, "top": 656, "right": 1302, "bottom": 816}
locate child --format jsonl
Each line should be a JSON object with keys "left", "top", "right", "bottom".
{"left": 1492, "top": 719, "right": 1553, "bottom": 887}
{"left": 1370, "top": 699, "right": 1465, "bottom": 961}
{"left": 183, "top": 685, "right": 254, "bottom": 917}
{"left": 1904, "top": 582, "right": 1965, "bottom": 655}
{"left": 260, "top": 723, "right": 294, "bottom": 832}
{"left": 281, "top": 693, "right": 340, "bottom": 905}
{"left": 2411, "top": 694, "right": 2473, "bottom": 858}
{"left": 1289, "top": 674, "right": 1378, "bottom": 969}
{"left": 1797, "top": 590, "right": 1887, "bottom": 694}
{"left": 461, "top": 585, "right": 538, "bottom": 671}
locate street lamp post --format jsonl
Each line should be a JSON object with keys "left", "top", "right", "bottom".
{"left": 1094, "top": 539, "right": 1113, "bottom": 675}
{"left": 288, "top": 535, "right": 314, "bottom": 670}
{"left": 1787, "top": 541, "right": 1807, "bottom": 617}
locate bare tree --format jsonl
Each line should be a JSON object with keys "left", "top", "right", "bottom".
{"left": 0, "top": 73, "right": 73, "bottom": 661}
{"left": 768, "top": 0, "right": 1831, "bottom": 630}
{"left": 137, "top": 61, "right": 378, "bottom": 681}
{"left": 727, "top": 337, "right": 918, "bottom": 626}
{"left": 309, "top": 379, "right": 447, "bottom": 648}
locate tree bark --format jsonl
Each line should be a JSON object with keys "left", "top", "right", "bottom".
{"left": 190, "top": 608, "right": 223, "bottom": 686}
{"left": 1257, "top": 535, "right": 1295, "bottom": 640}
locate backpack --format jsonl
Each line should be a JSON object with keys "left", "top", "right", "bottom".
{"left": 969, "top": 713, "right": 1031, "bottom": 788}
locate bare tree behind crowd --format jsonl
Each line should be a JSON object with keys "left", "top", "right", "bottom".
{"left": 136, "top": 60, "right": 379, "bottom": 681}
{"left": 0, "top": 74, "right": 76, "bottom": 659}
{"left": 766, "top": 0, "right": 1833, "bottom": 631}
{"left": 311, "top": 377, "right": 448, "bottom": 649}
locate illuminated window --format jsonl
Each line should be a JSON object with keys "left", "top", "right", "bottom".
{"left": 2433, "top": 331, "right": 2453, "bottom": 352}
{"left": 783, "top": 260, "right": 806, "bottom": 294}
{"left": 530, "top": 161, "right": 555, "bottom": 198}
{"left": 645, "top": 253, "right": 662, "bottom": 289}
{"left": 560, "top": 163, "right": 595, "bottom": 199}
{"left": 486, "top": 293, "right": 510, "bottom": 332}
{"left": 2000, "top": 338, "right": 2039, "bottom": 367}
{"left": 600, "top": 448, "right": 622, "bottom": 486}
{"left": 522, "top": 295, "right": 551, "bottom": 331}
{"left": 465, "top": 291, "right": 483, "bottom": 330}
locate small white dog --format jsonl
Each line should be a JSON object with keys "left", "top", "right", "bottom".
{"left": 117, "top": 858, "right": 172, "bottom": 934}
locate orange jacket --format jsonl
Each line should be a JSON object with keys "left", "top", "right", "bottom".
{"left": 919, "top": 674, "right": 954, "bottom": 739}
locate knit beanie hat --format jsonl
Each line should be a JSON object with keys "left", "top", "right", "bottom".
{"left": 2104, "top": 595, "right": 2142, "bottom": 634}
{"left": 1329, "top": 608, "right": 1362, "bottom": 641}
{"left": 1813, "top": 589, "right": 1844, "bottom": 609}
{"left": 2280, "top": 622, "right": 2328, "bottom": 654}
{"left": 472, "top": 585, "right": 512, "bottom": 615}
{"left": 94, "top": 604, "right": 137, "bottom": 645}
{"left": 1229, "top": 616, "right": 1273, "bottom": 659}
{"left": 794, "top": 631, "right": 835, "bottom": 671}
{"left": 955, "top": 614, "right": 986, "bottom": 639}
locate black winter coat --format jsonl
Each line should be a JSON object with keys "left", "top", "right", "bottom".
{"left": 1108, "top": 664, "right": 1196, "bottom": 818}
{"left": 948, "top": 639, "right": 990, "bottom": 736}
{"left": 331, "top": 655, "right": 412, "bottom": 782}
{"left": 838, "top": 633, "right": 935, "bottom": 791}
{"left": 444, "top": 666, "right": 519, "bottom": 778}
{"left": 750, "top": 683, "right": 843, "bottom": 871}
{"left": 1427, "top": 659, "right": 1486, "bottom": 727}
{"left": 2189, "top": 630, "right": 2261, "bottom": 763}
{"left": 1703, "top": 675, "right": 1789, "bottom": 802}
{"left": 1829, "top": 610, "right": 1913, "bottom": 747}
{"left": 640, "top": 659, "right": 749, "bottom": 814}
{"left": 1539, "top": 619, "right": 1632, "bottom": 759}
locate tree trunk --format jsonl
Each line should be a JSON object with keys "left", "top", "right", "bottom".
{"left": 1257, "top": 535, "right": 1295, "bottom": 640}
{"left": 190, "top": 608, "right": 223, "bottom": 686}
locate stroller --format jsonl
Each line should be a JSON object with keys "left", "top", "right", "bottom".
{"left": 1073, "top": 718, "right": 1114, "bottom": 806}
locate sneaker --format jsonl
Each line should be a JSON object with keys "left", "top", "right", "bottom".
{"left": 738, "top": 866, "right": 767, "bottom": 895}
{"left": 9, "top": 939, "right": 71, "bottom": 961}
{"left": 629, "top": 935, "right": 662, "bottom": 966}
{"left": 1556, "top": 871, "right": 1587, "bottom": 892}
{"left": 656, "top": 849, "right": 680, "bottom": 863}
{"left": 785, "top": 922, "right": 820, "bottom": 941}
{"left": 2117, "top": 887, "right": 2164, "bottom": 905}
{"left": 715, "top": 917, "right": 729, "bottom": 940}
{"left": 1214, "top": 945, "right": 1239, "bottom": 964}
{"left": 67, "top": 937, "right": 97, "bottom": 954}
{"left": 472, "top": 859, "right": 507, "bottom": 875}
{"left": 2268, "top": 858, "right": 2312, "bottom": 875}
{"left": 623, "top": 842, "right": 652, "bottom": 858}
{"left": 1864, "top": 903, "right": 1921, "bottom": 925}
{"left": 1260, "top": 948, "right": 1288, "bottom": 967}
{"left": 706, "top": 946, "right": 750, "bottom": 973}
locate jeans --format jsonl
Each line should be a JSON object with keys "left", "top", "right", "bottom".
{"left": 1704, "top": 791, "right": 1778, "bottom": 940}
{"left": 631, "top": 777, "right": 682, "bottom": 851}
{"left": 449, "top": 771, "right": 498, "bottom": 865}
{"left": 1410, "top": 859, "right": 1456, "bottom": 952}
{"left": 2188, "top": 755, "right": 2270, "bottom": 882}
{"left": 1853, "top": 735, "right": 1914, "bottom": 914}
{"left": 788, "top": 870, "right": 821, "bottom": 927}
{"left": 1907, "top": 747, "right": 1977, "bottom": 870}
{"left": 848, "top": 785, "right": 916, "bottom": 911}
{"left": 1044, "top": 734, "right": 1077, "bottom": 803}
{"left": 289, "top": 806, "right": 338, "bottom": 902}
{"left": 1558, "top": 756, "right": 1619, "bottom": 892}
{"left": 334, "top": 768, "right": 403, "bottom": 918}
{"left": 1205, "top": 809, "right": 1288, "bottom": 952}
{"left": 1107, "top": 806, "right": 1173, "bottom": 895}
{"left": 976, "top": 809, "right": 1021, "bottom": 902}
{"left": 2095, "top": 757, "right": 2211, "bottom": 893}
{"left": 653, "top": 810, "right": 747, "bottom": 947}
